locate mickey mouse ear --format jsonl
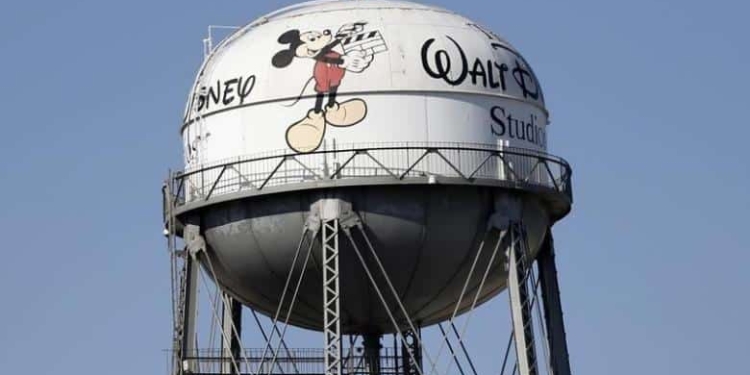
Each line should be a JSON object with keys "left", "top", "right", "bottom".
{"left": 272, "top": 50, "right": 294, "bottom": 68}
{"left": 278, "top": 29, "right": 300, "bottom": 44}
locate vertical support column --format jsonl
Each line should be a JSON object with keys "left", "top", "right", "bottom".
{"left": 537, "top": 233, "right": 572, "bottom": 375}
{"left": 363, "top": 334, "right": 382, "bottom": 375}
{"left": 165, "top": 181, "right": 184, "bottom": 375}
{"left": 181, "top": 250, "right": 200, "bottom": 374}
{"left": 321, "top": 201, "right": 343, "bottom": 375}
{"left": 507, "top": 223, "right": 538, "bottom": 375}
{"left": 221, "top": 295, "right": 243, "bottom": 375}
{"left": 401, "top": 329, "right": 422, "bottom": 375}
{"left": 181, "top": 224, "right": 205, "bottom": 375}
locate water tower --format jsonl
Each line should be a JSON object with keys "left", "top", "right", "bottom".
{"left": 162, "top": 1, "right": 574, "bottom": 375}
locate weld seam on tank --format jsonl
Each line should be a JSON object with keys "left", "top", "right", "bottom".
{"left": 181, "top": 89, "right": 550, "bottom": 130}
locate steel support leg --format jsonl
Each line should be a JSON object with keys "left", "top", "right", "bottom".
{"left": 221, "top": 295, "right": 242, "bottom": 375}
{"left": 401, "top": 329, "right": 423, "bottom": 375}
{"left": 507, "top": 223, "right": 538, "bottom": 375}
{"left": 178, "top": 224, "right": 208, "bottom": 375}
{"left": 364, "top": 334, "right": 382, "bottom": 375}
{"left": 537, "top": 233, "right": 572, "bottom": 375}
{"left": 318, "top": 200, "right": 346, "bottom": 375}
{"left": 180, "top": 254, "right": 199, "bottom": 374}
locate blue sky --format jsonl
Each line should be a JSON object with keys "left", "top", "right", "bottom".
{"left": 0, "top": 0, "right": 748, "bottom": 374}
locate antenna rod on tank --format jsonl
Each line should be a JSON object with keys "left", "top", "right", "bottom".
{"left": 203, "top": 25, "right": 239, "bottom": 57}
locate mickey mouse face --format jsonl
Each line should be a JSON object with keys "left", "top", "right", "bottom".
{"left": 272, "top": 29, "right": 332, "bottom": 68}
{"left": 296, "top": 30, "right": 332, "bottom": 57}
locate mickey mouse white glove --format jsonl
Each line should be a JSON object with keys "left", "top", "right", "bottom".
{"left": 340, "top": 50, "right": 373, "bottom": 73}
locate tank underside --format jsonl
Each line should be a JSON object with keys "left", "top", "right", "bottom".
{"left": 180, "top": 184, "right": 550, "bottom": 334}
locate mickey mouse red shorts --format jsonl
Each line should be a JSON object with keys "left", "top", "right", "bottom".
{"left": 314, "top": 62, "right": 346, "bottom": 93}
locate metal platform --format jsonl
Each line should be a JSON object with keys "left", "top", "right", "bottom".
{"left": 164, "top": 143, "right": 573, "bottom": 222}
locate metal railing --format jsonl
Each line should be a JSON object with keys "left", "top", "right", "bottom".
{"left": 165, "top": 143, "right": 572, "bottom": 211}
{"left": 174, "top": 347, "right": 403, "bottom": 375}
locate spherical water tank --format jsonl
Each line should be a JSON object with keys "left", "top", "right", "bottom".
{"left": 173, "top": 0, "right": 571, "bottom": 334}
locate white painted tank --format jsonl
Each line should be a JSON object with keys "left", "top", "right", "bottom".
{"left": 172, "top": 0, "right": 571, "bottom": 334}
{"left": 182, "top": 0, "right": 548, "bottom": 168}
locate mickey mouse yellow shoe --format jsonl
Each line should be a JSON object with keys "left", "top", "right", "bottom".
{"left": 324, "top": 99, "right": 367, "bottom": 127}
{"left": 286, "top": 110, "right": 326, "bottom": 153}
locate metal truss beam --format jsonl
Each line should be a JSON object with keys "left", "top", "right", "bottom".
{"left": 312, "top": 199, "right": 358, "bottom": 375}
{"left": 401, "top": 328, "right": 423, "bottom": 375}
{"left": 323, "top": 217, "right": 342, "bottom": 375}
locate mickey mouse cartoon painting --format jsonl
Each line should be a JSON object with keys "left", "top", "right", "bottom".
{"left": 272, "top": 22, "right": 386, "bottom": 152}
